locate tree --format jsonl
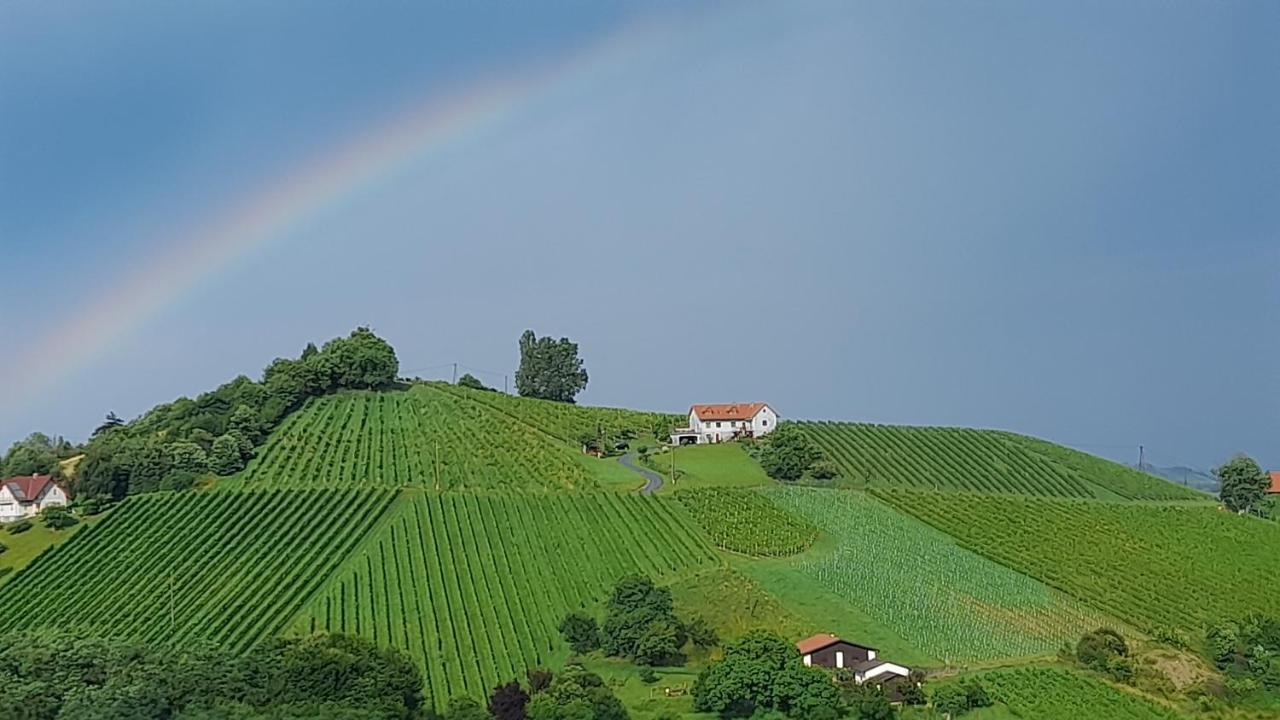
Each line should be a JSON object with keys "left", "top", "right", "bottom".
{"left": 515, "top": 330, "right": 588, "bottom": 403}
{"left": 321, "top": 327, "right": 400, "bottom": 390}
{"left": 559, "top": 612, "right": 602, "bottom": 654}
{"left": 1217, "top": 454, "right": 1269, "bottom": 515}
{"left": 757, "top": 425, "right": 823, "bottom": 482}
{"left": 167, "top": 442, "right": 209, "bottom": 474}
{"left": 1, "top": 433, "right": 59, "bottom": 477}
{"left": 93, "top": 412, "right": 125, "bottom": 437}
{"left": 693, "top": 631, "right": 842, "bottom": 718}
{"left": 525, "top": 663, "right": 626, "bottom": 720}
{"left": 527, "top": 669, "right": 554, "bottom": 694}
{"left": 40, "top": 505, "right": 78, "bottom": 530}
{"left": 209, "top": 434, "right": 246, "bottom": 475}
{"left": 633, "top": 619, "right": 683, "bottom": 667}
{"left": 457, "top": 373, "right": 489, "bottom": 391}
{"left": 686, "top": 616, "right": 719, "bottom": 650}
{"left": 490, "top": 681, "right": 530, "bottom": 720}
{"left": 600, "top": 576, "right": 685, "bottom": 662}
{"left": 445, "top": 697, "right": 490, "bottom": 720}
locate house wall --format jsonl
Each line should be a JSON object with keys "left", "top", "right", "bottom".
{"left": 858, "top": 663, "right": 911, "bottom": 683}
{"left": 690, "top": 407, "right": 776, "bottom": 444}
{"left": 807, "top": 642, "right": 874, "bottom": 668}
{"left": 36, "top": 485, "right": 69, "bottom": 513}
{"left": 0, "top": 485, "right": 21, "bottom": 522}
{"left": 752, "top": 406, "right": 778, "bottom": 438}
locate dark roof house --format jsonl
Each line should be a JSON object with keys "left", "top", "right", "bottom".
{"left": 795, "top": 634, "right": 910, "bottom": 684}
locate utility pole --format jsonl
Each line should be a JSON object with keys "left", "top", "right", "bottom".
{"left": 434, "top": 441, "right": 440, "bottom": 491}
{"left": 504, "top": 375, "right": 509, "bottom": 394}
{"left": 1138, "top": 445, "right": 1145, "bottom": 471}
{"left": 452, "top": 363, "right": 457, "bottom": 384}
{"left": 671, "top": 442, "right": 676, "bottom": 485}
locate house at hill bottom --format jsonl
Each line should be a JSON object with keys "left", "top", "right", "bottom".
{"left": 796, "top": 634, "right": 911, "bottom": 684}
{"left": 670, "top": 403, "right": 777, "bottom": 445}
{"left": 0, "top": 474, "right": 70, "bottom": 522}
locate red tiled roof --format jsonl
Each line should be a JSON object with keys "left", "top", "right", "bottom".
{"left": 795, "top": 633, "right": 879, "bottom": 655}
{"left": 1268, "top": 471, "right": 1280, "bottom": 494}
{"left": 3, "top": 475, "right": 56, "bottom": 503}
{"left": 691, "top": 403, "right": 769, "bottom": 422}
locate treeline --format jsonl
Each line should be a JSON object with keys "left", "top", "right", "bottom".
{"left": 0, "top": 328, "right": 398, "bottom": 499}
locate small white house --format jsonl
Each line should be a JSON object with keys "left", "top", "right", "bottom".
{"left": 0, "top": 475, "right": 70, "bottom": 522}
{"left": 795, "top": 634, "right": 911, "bottom": 684}
{"left": 671, "top": 403, "right": 778, "bottom": 445}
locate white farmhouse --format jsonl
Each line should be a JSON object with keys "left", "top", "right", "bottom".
{"left": 0, "top": 475, "right": 70, "bottom": 522}
{"left": 671, "top": 403, "right": 778, "bottom": 445}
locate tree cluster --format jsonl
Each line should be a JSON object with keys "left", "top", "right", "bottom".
{"left": 1075, "top": 628, "right": 1133, "bottom": 683}
{"left": 1207, "top": 614, "right": 1280, "bottom": 694}
{"left": 928, "top": 679, "right": 992, "bottom": 717}
{"left": 559, "top": 576, "right": 717, "bottom": 667}
{"left": 439, "top": 664, "right": 627, "bottom": 720}
{"left": 751, "top": 425, "right": 829, "bottom": 482}
{"left": 1216, "top": 454, "right": 1270, "bottom": 515}
{"left": 0, "top": 432, "right": 78, "bottom": 479}
{"left": 692, "top": 631, "right": 843, "bottom": 719}
{"left": 0, "top": 631, "right": 423, "bottom": 719}
{"left": 515, "top": 330, "right": 588, "bottom": 404}
{"left": 71, "top": 328, "right": 399, "bottom": 499}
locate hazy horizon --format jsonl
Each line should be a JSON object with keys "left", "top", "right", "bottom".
{"left": 2, "top": 0, "right": 1276, "bottom": 471}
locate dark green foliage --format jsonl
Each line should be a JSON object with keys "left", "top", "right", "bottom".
{"left": 489, "top": 681, "right": 530, "bottom": 720}
{"left": 1076, "top": 628, "right": 1131, "bottom": 682}
{"left": 1207, "top": 614, "right": 1280, "bottom": 690}
{"left": 931, "top": 679, "right": 991, "bottom": 716}
{"left": 638, "top": 668, "right": 658, "bottom": 684}
{"left": 527, "top": 669, "right": 554, "bottom": 694}
{"left": 840, "top": 682, "right": 894, "bottom": 720}
{"left": 457, "top": 373, "right": 490, "bottom": 391}
{"left": 686, "top": 616, "right": 719, "bottom": 650}
{"left": 756, "top": 425, "right": 823, "bottom": 482}
{"left": 0, "top": 631, "right": 423, "bottom": 720}
{"left": 692, "top": 631, "right": 843, "bottom": 718}
{"left": 0, "top": 432, "right": 64, "bottom": 477}
{"left": 39, "top": 505, "right": 77, "bottom": 530}
{"left": 600, "top": 576, "right": 686, "bottom": 665}
{"left": 94, "top": 412, "right": 125, "bottom": 437}
{"left": 515, "top": 330, "right": 589, "bottom": 403}
{"left": 1216, "top": 454, "right": 1269, "bottom": 515}
{"left": 0, "top": 541, "right": 6, "bottom": 555}
{"left": 444, "top": 697, "right": 489, "bottom": 720}
{"left": 525, "top": 663, "right": 627, "bottom": 720}
{"left": 559, "top": 612, "right": 602, "bottom": 654}
{"left": 68, "top": 328, "right": 401, "bottom": 497}
{"left": 6, "top": 519, "right": 32, "bottom": 534}
{"left": 808, "top": 460, "right": 839, "bottom": 480}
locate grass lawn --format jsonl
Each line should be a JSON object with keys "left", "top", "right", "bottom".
{"left": 730, "top": 534, "right": 938, "bottom": 668}
{"left": 645, "top": 443, "right": 772, "bottom": 493}
{"left": 581, "top": 658, "right": 710, "bottom": 720}
{"left": 576, "top": 453, "right": 649, "bottom": 491}
{"left": 670, "top": 566, "right": 812, "bottom": 646}
{"left": 0, "top": 516, "right": 97, "bottom": 582}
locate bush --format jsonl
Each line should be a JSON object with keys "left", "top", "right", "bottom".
{"left": 559, "top": 612, "right": 601, "bottom": 654}
{"left": 5, "top": 519, "right": 32, "bottom": 534}
{"left": 159, "top": 470, "right": 200, "bottom": 492}
{"left": 639, "top": 667, "right": 659, "bottom": 684}
{"left": 41, "top": 506, "right": 78, "bottom": 530}
{"left": 1077, "top": 628, "right": 1129, "bottom": 680}
{"left": 758, "top": 425, "right": 823, "bottom": 482}
{"left": 0, "top": 541, "right": 7, "bottom": 555}
{"left": 808, "top": 460, "right": 839, "bottom": 480}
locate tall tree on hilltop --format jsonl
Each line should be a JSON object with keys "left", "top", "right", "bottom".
{"left": 1217, "top": 454, "right": 1269, "bottom": 515}
{"left": 515, "top": 330, "right": 588, "bottom": 403}
{"left": 93, "top": 412, "right": 124, "bottom": 438}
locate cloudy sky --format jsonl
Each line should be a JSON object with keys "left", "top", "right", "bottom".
{"left": 1, "top": 0, "right": 1276, "bottom": 470}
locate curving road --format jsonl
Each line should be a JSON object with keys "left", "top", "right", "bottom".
{"left": 618, "top": 452, "right": 663, "bottom": 494}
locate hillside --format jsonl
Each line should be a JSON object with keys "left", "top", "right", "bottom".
{"left": 800, "top": 421, "right": 1206, "bottom": 501}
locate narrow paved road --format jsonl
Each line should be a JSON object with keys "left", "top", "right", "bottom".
{"left": 619, "top": 452, "right": 663, "bottom": 494}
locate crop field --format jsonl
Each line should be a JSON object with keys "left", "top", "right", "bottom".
{"left": 237, "top": 386, "right": 594, "bottom": 490}
{"left": 995, "top": 432, "right": 1207, "bottom": 501}
{"left": 0, "top": 489, "right": 394, "bottom": 651}
{"left": 760, "top": 488, "right": 1111, "bottom": 663}
{"left": 878, "top": 490, "right": 1280, "bottom": 633}
{"left": 799, "top": 421, "right": 1197, "bottom": 501}
{"left": 286, "top": 491, "right": 718, "bottom": 709}
{"left": 980, "top": 667, "right": 1186, "bottom": 719}
{"left": 435, "top": 382, "right": 680, "bottom": 444}
{"left": 677, "top": 488, "right": 818, "bottom": 556}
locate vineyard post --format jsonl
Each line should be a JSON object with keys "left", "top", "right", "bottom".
{"left": 434, "top": 441, "right": 441, "bottom": 491}
{"left": 169, "top": 571, "right": 175, "bottom": 634}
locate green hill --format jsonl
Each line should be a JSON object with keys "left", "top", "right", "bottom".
{"left": 800, "top": 421, "right": 1205, "bottom": 501}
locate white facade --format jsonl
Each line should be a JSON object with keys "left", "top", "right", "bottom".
{"left": 855, "top": 662, "right": 911, "bottom": 684}
{"left": 0, "top": 480, "right": 69, "bottom": 522}
{"left": 678, "top": 403, "right": 778, "bottom": 444}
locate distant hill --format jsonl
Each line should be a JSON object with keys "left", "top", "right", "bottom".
{"left": 1140, "top": 464, "right": 1218, "bottom": 494}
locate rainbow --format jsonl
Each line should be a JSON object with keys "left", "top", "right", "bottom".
{"left": 1, "top": 16, "right": 667, "bottom": 413}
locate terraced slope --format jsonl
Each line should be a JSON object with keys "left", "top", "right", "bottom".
{"left": 760, "top": 488, "right": 1111, "bottom": 662}
{"left": 800, "top": 421, "right": 1201, "bottom": 501}
{"left": 677, "top": 488, "right": 818, "bottom": 557}
{"left": 879, "top": 490, "right": 1280, "bottom": 632}
{"left": 0, "top": 489, "right": 394, "bottom": 651}
{"left": 285, "top": 491, "right": 718, "bottom": 709}
{"left": 237, "top": 386, "right": 594, "bottom": 490}
{"left": 435, "top": 382, "right": 680, "bottom": 443}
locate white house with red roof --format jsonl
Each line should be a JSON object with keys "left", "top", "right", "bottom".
{"left": 0, "top": 475, "right": 70, "bottom": 522}
{"left": 1267, "top": 471, "right": 1280, "bottom": 496}
{"left": 670, "top": 403, "right": 777, "bottom": 445}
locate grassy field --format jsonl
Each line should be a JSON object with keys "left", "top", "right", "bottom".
{"left": 0, "top": 489, "right": 395, "bottom": 651}
{"left": 757, "top": 488, "right": 1113, "bottom": 664}
{"left": 879, "top": 490, "right": 1280, "bottom": 633}
{"left": 677, "top": 488, "right": 818, "bottom": 557}
{"left": 647, "top": 442, "right": 773, "bottom": 491}
{"left": 800, "top": 421, "right": 1203, "bottom": 501}
{"left": 0, "top": 516, "right": 97, "bottom": 580}
{"left": 285, "top": 490, "right": 719, "bottom": 710}
{"left": 234, "top": 386, "right": 595, "bottom": 490}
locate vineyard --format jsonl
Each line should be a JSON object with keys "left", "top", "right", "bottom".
{"left": 760, "top": 488, "right": 1112, "bottom": 662}
{"left": 677, "top": 488, "right": 818, "bottom": 556}
{"left": 978, "top": 667, "right": 1186, "bottom": 719}
{"left": 435, "top": 382, "right": 681, "bottom": 444}
{"left": 877, "top": 490, "right": 1280, "bottom": 633}
{"left": 286, "top": 491, "right": 718, "bottom": 710}
{"left": 236, "top": 386, "right": 594, "bottom": 490}
{"left": 798, "top": 421, "right": 1199, "bottom": 501}
{"left": 0, "top": 489, "right": 394, "bottom": 651}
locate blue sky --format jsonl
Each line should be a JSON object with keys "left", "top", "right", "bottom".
{"left": 1, "top": 0, "right": 1276, "bottom": 471}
